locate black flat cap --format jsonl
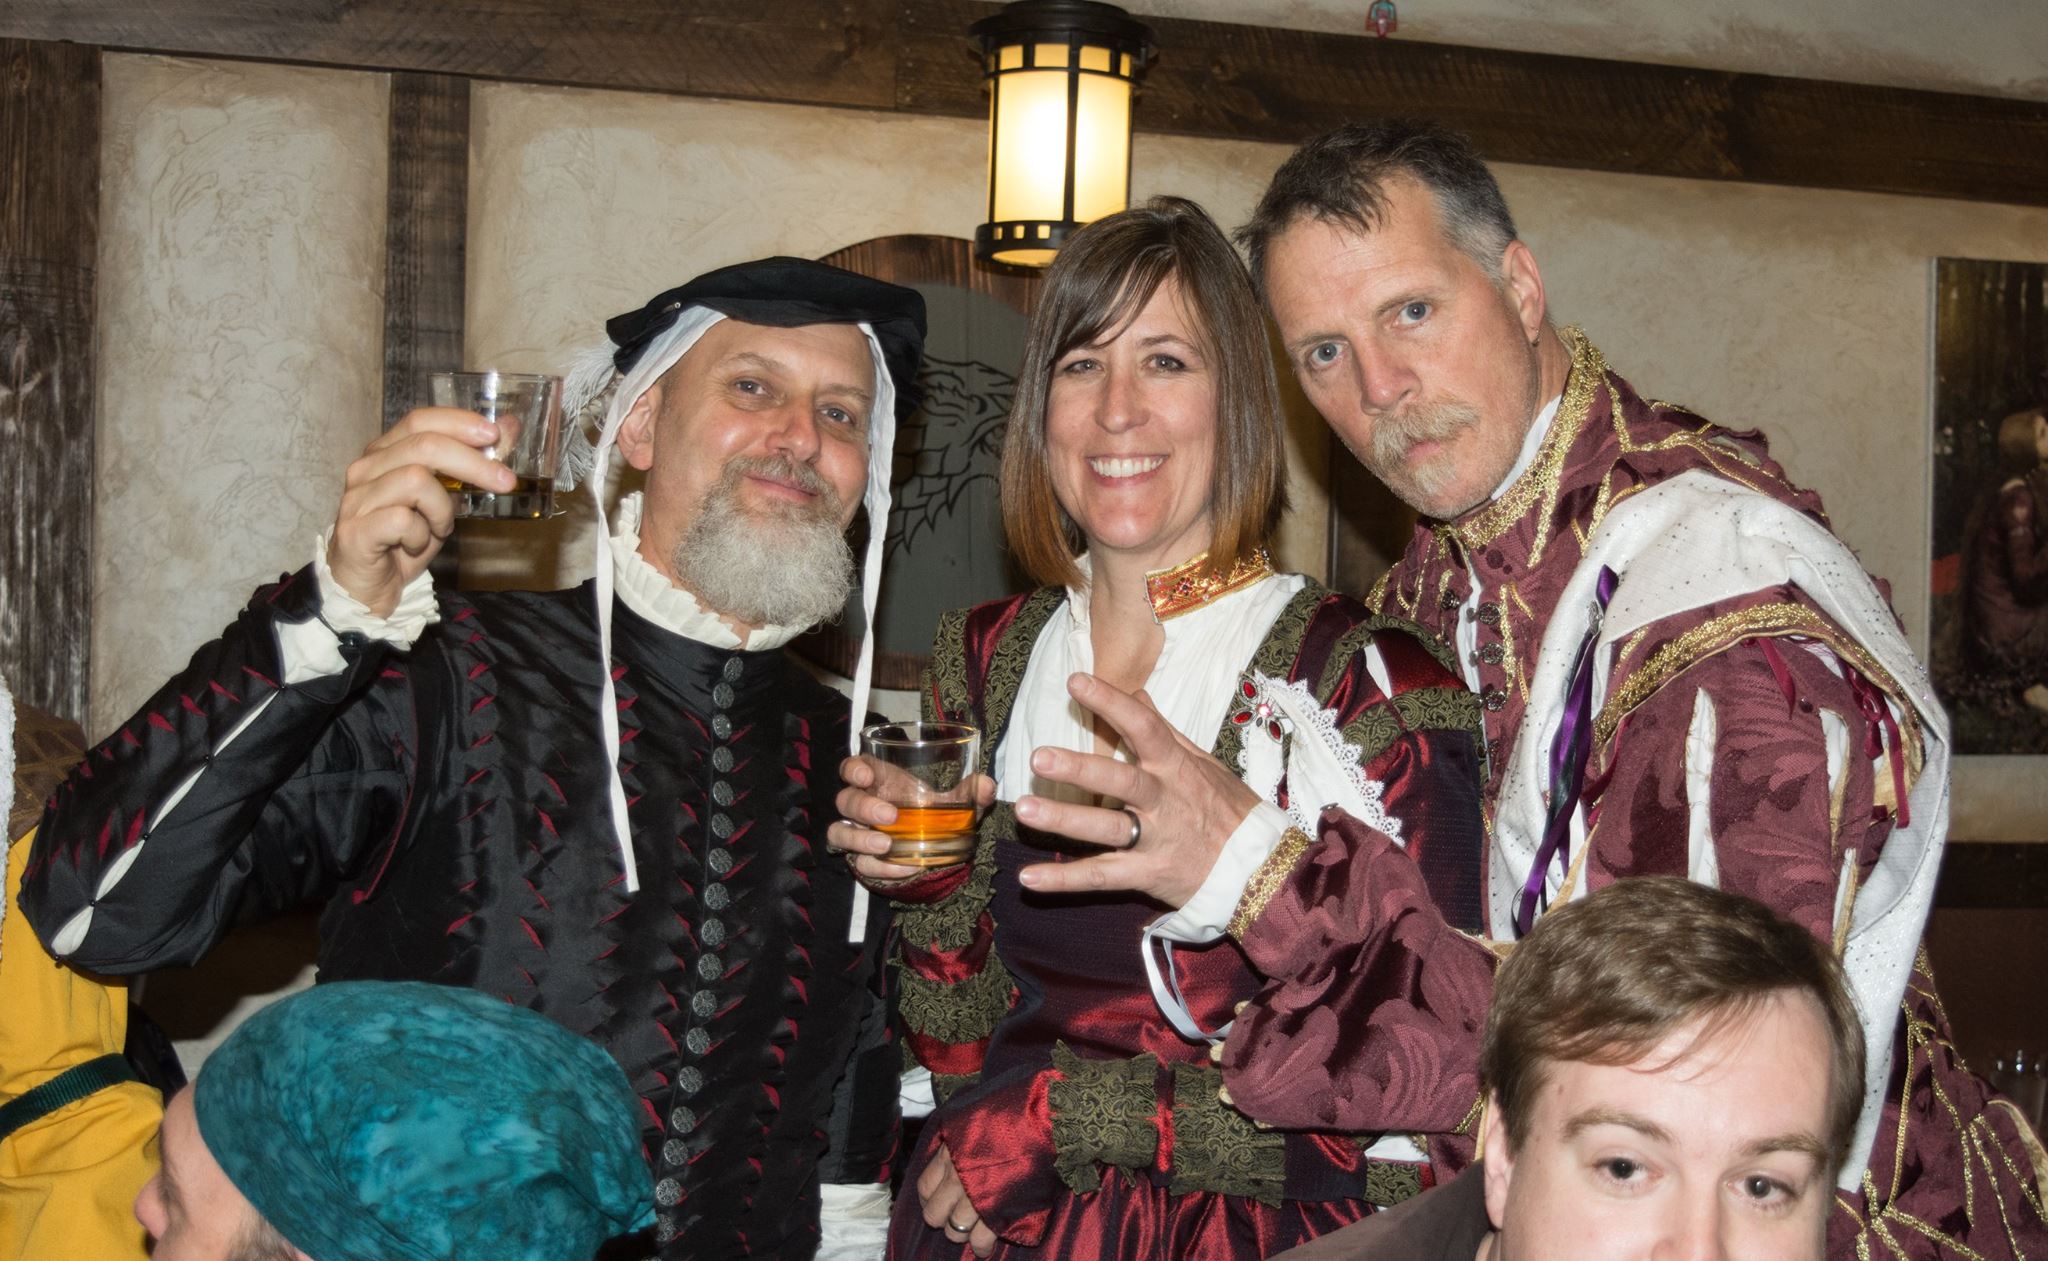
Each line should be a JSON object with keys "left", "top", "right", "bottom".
{"left": 606, "top": 257, "right": 927, "bottom": 424}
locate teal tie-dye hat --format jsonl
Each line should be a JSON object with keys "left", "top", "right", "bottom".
{"left": 192, "top": 980, "right": 654, "bottom": 1261}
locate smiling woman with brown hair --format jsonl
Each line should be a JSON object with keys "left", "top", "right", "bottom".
{"left": 831, "top": 196, "right": 1491, "bottom": 1259}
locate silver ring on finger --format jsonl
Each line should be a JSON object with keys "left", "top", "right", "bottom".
{"left": 946, "top": 1217, "right": 974, "bottom": 1235}
{"left": 1121, "top": 806, "right": 1142, "bottom": 848}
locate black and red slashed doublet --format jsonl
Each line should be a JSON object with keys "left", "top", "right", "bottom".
{"left": 21, "top": 567, "right": 895, "bottom": 1260}
{"left": 888, "top": 581, "right": 1490, "bottom": 1258}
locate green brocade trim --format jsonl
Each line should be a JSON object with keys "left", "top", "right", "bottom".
{"left": 975, "top": 589, "right": 1064, "bottom": 773}
{"left": 895, "top": 590, "right": 1062, "bottom": 1098}
{"left": 1212, "top": 582, "right": 1326, "bottom": 775}
{"left": 895, "top": 944, "right": 1016, "bottom": 1044}
{"left": 898, "top": 590, "right": 1062, "bottom": 957}
{"left": 932, "top": 1072, "right": 979, "bottom": 1105}
{"left": 923, "top": 607, "right": 973, "bottom": 729}
{"left": 1168, "top": 1063, "right": 1287, "bottom": 1206}
{"left": 1341, "top": 686, "right": 1483, "bottom": 765}
{"left": 1049, "top": 1043, "right": 1160, "bottom": 1195}
{"left": 1316, "top": 614, "right": 1462, "bottom": 694}
{"left": 1364, "top": 1160, "right": 1426, "bottom": 1207}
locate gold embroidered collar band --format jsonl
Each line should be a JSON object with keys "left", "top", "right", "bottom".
{"left": 1143, "top": 549, "right": 1274, "bottom": 622}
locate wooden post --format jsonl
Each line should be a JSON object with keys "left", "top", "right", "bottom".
{"left": 0, "top": 39, "right": 99, "bottom": 726}
{"left": 382, "top": 71, "right": 470, "bottom": 584}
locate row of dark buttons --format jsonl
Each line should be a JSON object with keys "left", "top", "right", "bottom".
{"left": 1438, "top": 590, "right": 1509, "bottom": 712}
{"left": 652, "top": 654, "right": 748, "bottom": 1243}
{"left": 1438, "top": 590, "right": 1503, "bottom": 625}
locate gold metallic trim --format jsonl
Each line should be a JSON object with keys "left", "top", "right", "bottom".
{"left": 1143, "top": 548, "right": 1275, "bottom": 622}
{"left": 1366, "top": 567, "right": 1395, "bottom": 613}
{"left": 1591, "top": 602, "right": 1924, "bottom": 763}
{"left": 1227, "top": 826, "right": 1313, "bottom": 941}
{"left": 1987, "top": 1100, "right": 2048, "bottom": 1209}
{"left": 1446, "top": 326, "right": 1604, "bottom": 559}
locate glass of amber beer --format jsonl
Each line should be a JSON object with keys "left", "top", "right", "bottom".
{"left": 429, "top": 370, "right": 565, "bottom": 519}
{"left": 860, "top": 721, "right": 982, "bottom": 869}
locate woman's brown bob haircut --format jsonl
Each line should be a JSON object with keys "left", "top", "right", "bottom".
{"left": 1001, "top": 195, "right": 1290, "bottom": 590}
{"left": 1480, "top": 877, "right": 1867, "bottom": 1177}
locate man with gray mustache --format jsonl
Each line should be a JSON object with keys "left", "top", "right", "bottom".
{"left": 1006, "top": 121, "right": 2043, "bottom": 1256}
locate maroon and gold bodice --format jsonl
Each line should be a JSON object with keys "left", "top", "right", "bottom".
{"left": 885, "top": 579, "right": 1487, "bottom": 1257}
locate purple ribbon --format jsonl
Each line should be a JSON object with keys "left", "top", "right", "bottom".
{"left": 1514, "top": 565, "right": 1619, "bottom": 936}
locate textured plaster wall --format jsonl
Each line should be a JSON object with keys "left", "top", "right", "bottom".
{"left": 93, "top": 55, "right": 388, "bottom": 731}
{"left": 1132, "top": 0, "right": 2048, "bottom": 103}
{"left": 93, "top": 55, "right": 388, "bottom": 1064}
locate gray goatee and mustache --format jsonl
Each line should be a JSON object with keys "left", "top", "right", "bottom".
{"left": 670, "top": 454, "right": 855, "bottom": 630}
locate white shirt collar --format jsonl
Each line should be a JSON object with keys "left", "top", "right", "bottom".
{"left": 608, "top": 492, "right": 807, "bottom": 652}
{"left": 1490, "top": 393, "right": 1564, "bottom": 503}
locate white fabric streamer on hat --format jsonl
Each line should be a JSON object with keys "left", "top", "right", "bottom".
{"left": 578, "top": 311, "right": 896, "bottom": 944}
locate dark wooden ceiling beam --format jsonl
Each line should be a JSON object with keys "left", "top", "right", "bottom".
{"left": 6, "top": 0, "right": 2047, "bottom": 206}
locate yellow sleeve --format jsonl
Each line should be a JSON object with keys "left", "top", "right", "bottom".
{"left": 1, "top": 826, "right": 162, "bottom": 1261}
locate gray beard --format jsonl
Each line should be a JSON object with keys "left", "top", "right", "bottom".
{"left": 669, "top": 457, "right": 856, "bottom": 631}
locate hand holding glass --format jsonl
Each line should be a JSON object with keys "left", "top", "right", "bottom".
{"left": 859, "top": 722, "right": 983, "bottom": 868}
{"left": 428, "top": 371, "right": 564, "bottom": 519}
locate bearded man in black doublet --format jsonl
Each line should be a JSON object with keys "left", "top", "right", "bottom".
{"left": 21, "top": 258, "right": 928, "bottom": 1260}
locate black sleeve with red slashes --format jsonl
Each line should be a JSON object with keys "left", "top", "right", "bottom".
{"left": 17, "top": 566, "right": 420, "bottom": 972}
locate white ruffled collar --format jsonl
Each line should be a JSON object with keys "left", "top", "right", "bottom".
{"left": 608, "top": 492, "right": 807, "bottom": 652}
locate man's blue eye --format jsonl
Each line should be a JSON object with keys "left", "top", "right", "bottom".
{"left": 1401, "top": 302, "right": 1430, "bottom": 323}
{"left": 1310, "top": 344, "right": 1339, "bottom": 364}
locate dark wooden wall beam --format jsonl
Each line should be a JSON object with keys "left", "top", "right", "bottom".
{"left": 382, "top": 71, "right": 470, "bottom": 584}
{"left": 0, "top": 38, "right": 99, "bottom": 726}
{"left": 383, "top": 72, "right": 469, "bottom": 430}
{"left": 7, "top": 0, "right": 2048, "bottom": 207}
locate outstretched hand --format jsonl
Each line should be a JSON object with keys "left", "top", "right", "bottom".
{"left": 1014, "top": 673, "right": 1259, "bottom": 908}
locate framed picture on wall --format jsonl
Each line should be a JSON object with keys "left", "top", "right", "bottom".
{"left": 1930, "top": 257, "right": 2048, "bottom": 755}
{"left": 794, "top": 236, "right": 1040, "bottom": 690}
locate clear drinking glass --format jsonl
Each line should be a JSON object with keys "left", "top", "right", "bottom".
{"left": 860, "top": 721, "right": 983, "bottom": 869}
{"left": 429, "top": 370, "right": 565, "bottom": 519}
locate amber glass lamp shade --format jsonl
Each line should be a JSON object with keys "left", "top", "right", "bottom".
{"left": 971, "top": 0, "right": 1155, "bottom": 267}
